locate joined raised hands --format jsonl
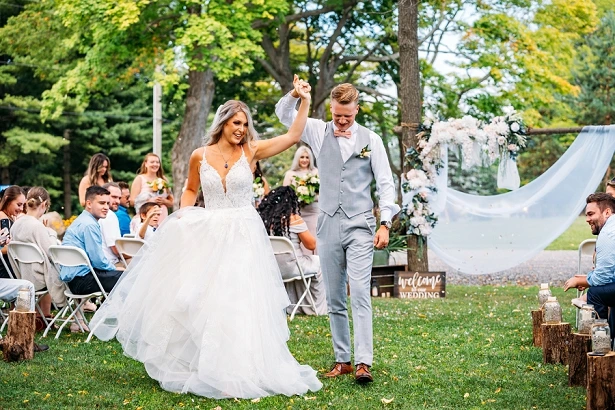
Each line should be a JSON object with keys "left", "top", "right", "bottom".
{"left": 292, "top": 74, "right": 311, "bottom": 100}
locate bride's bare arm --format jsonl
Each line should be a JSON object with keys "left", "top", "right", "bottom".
{"left": 252, "top": 76, "right": 311, "bottom": 161}
{"left": 180, "top": 147, "right": 204, "bottom": 208}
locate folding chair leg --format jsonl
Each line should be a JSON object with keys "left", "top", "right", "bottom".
{"left": 43, "top": 305, "right": 68, "bottom": 338}
{"left": 55, "top": 299, "right": 88, "bottom": 339}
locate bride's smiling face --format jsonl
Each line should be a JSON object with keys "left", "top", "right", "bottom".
{"left": 222, "top": 112, "right": 248, "bottom": 145}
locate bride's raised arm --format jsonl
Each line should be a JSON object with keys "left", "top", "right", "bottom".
{"left": 252, "top": 75, "right": 311, "bottom": 162}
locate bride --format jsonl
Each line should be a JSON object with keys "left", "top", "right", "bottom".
{"left": 90, "top": 77, "right": 322, "bottom": 399}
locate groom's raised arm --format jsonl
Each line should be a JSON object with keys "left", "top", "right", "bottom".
{"left": 275, "top": 91, "right": 326, "bottom": 157}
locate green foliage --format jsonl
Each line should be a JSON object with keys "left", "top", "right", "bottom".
{"left": 573, "top": 10, "right": 615, "bottom": 126}
{"left": 0, "top": 285, "right": 585, "bottom": 409}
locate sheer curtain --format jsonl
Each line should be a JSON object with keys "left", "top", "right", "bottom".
{"left": 428, "top": 126, "right": 615, "bottom": 274}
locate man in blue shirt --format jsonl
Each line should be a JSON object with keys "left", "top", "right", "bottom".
{"left": 115, "top": 181, "right": 132, "bottom": 237}
{"left": 60, "top": 186, "right": 123, "bottom": 295}
{"left": 565, "top": 192, "right": 615, "bottom": 344}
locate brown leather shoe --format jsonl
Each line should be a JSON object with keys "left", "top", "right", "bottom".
{"left": 324, "top": 362, "right": 354, "bottom": 378}
{"left": 355, "top": 363, "right": 373, "bottom": 383}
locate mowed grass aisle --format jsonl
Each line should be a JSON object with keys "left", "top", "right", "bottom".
{"left": 0, "top": 285, "right": 585, "bottom": 409}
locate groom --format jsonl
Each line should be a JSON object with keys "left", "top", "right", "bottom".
{"left": 276, "top": 79, "right": 400, "bottom": 383}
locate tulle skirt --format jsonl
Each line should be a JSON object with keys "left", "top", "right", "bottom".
{"left": 90, "top": 206, "right": 322, "bottom": 399}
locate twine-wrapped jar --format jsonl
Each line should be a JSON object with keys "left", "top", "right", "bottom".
{"left": 543, "top": 296, "right": 562, "bottom": 324}
{"left": 578, "top": 304, "right": 596, "bottom": 334}
{"left": 14, "top": 287, "right": 32, "bottom": 312}
{"left": 538, "top": 283, "right": 551, "bottom": 307}
{"left": 591, "top": 319, "right": 612, "bottom": 354}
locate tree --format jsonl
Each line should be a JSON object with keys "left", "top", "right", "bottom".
{"left": 574, "top": 11, "right": 615, "bottom": 126}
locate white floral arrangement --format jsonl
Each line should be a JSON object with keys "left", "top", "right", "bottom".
{"left": 292, "top": 173, "right": 320, "bottom": 205}
{"left": 402, "top": 107, "right": 527, "bottom": 240}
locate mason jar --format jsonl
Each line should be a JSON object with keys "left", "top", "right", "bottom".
{"left": 591, "top": 319, "right": 612, "bottom": 354}
{"left": 538, "top": 283, "right": 551, "bottom": 307}
{"left": 578, "top": 304, "right": 596, "bottom": 334}
{"left": 543, "top": 296, "right": 562, "bottom": 324}
{"left": 14, "top": 287, "right": 32, "bottom": 312}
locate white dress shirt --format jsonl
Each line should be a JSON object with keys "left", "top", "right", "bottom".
{"left": 276, "top": 92, "right": 400, "bottom": 222}
{"left": 99, "top": 210, "right": 121, "bottom": 265}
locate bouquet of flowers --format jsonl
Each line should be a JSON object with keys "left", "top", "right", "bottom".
{"left": 292, "top": 173, "right": 320, "bottom": 205}
{"left": 253, "top": 177, "right": 266, "bottom": 200}
{"left": 147, "top": 178, "right": 171, "bottom": 195}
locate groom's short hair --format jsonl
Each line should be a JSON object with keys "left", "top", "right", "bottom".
{"left": 330, "top": 83, "right": 359, "bottom": 105}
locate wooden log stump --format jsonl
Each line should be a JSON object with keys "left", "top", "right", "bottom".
{"left": 541, "top": 322, "right": 571, "bottom": 365}
{"left": 2, "top": 310, "right": 35, "bottom": 362}
{"left": 568, "top": 333, "right": 591, "bottom": 387}
{"left": 587, "top": 351, "right": 615, "bottom": 410}
{"left": 531, "top": 309, "right": 544, "bottom": 347}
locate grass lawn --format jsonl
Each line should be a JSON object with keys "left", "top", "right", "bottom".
{"left": 546, "top": 216, "right": 593, "bottom": 251}
{"left": 0, "top": 285, "right": 585, "bottom": 409}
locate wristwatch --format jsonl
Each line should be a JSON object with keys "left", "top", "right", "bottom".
{"left": 380, "top": 221, "right": 391, "bottom": 230}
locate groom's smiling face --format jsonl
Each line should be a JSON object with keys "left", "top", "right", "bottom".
{"left": 330, "top": 100, "right": 359, "bottom": 132}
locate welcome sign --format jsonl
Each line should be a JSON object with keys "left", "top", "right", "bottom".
{"left": 394, "top": 271, "right": 446, "bottom": 299}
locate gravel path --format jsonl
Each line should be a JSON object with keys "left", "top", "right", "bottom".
{"left": 390, "top": 250, "right": 592, "bottom": 287}
{"left": 430, "top": 250, "right": 591, "bottom": 286}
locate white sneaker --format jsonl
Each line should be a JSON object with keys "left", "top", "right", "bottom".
{"left": 571, "top": 298, "right": 585, "bottom": 309}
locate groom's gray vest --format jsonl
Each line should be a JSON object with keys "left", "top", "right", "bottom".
{"left": 318, "top": 122, "right": 374, "bottom": 218}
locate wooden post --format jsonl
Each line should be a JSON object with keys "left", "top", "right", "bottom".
{"left": 531, "top": 310, "right": 544, "bottom": 347}
{"left": 587, "top": 352, "right": 615, "bottom": 410}
{"left": 541, "top": 322, "right": 571, "bottom": 365}
{"left": 569, "top": 333, "right": 592, "bottom": 387}
{"left": 2, "top": 311, "right": 35, "bottom": 362}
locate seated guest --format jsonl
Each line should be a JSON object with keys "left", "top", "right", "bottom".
{"left": 257, "top": 186, "right": 327, "bottom": 315}
{"left": 135, "top": 202, "right": 160, "bottom": 241}
{"left": 116, "top": 181, "right": 132, "bottom": 237}
{"left": 0, "top": 186, "right": 26, "bottom": 279}
{"left": 565, "top": 193, "right": 615, "bottom": 346}
{"left": 60, "top": 186, "right": 123, "bottom": 296}
{"left": 41, "top": 211, "right": 66, "bottom": 241}
{"left": 10, "top": 187, "right": 66, "bottom": 321}
{"left": 99, "top": 183, "right": 124, "bottom": 268}
{"left": 0, "top": 277, "right": 49, "bottom": 352}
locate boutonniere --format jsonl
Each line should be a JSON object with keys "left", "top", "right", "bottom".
{"left": 357, "top": 145, "right": 371, "bottom": 159}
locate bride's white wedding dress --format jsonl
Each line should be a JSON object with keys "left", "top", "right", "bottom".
{"left": 90, "top": 147, "right": 322, "bottom": 399}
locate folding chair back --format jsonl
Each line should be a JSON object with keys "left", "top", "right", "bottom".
{"left": 115, "top": 238, "right": 146, "bottom": 268}
{"left": 578, "top": 239, "right": 596, "bottom": 275}
{"left": 6, "top": 241, "right": 52, "bottom": 328}
{"left": 269, "top": 236, "right": 317, "bottom": 320}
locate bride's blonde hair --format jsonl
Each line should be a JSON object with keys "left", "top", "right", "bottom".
{"left": 205, "top": 100, "right": 259, "bottom": 148}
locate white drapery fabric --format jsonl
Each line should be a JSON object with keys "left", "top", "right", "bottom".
{"left": 427, "top": 125, "right": 615, "bottom": 274}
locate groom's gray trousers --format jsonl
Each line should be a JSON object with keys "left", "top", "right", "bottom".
{"left": 317, "top": 208, "right": 376, "bottom": 366}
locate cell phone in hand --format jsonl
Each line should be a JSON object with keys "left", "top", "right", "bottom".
{"left": 0, "top": 227, "right": 9, "bottom": 246}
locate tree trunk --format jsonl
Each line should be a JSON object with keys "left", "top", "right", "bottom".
{"left": 568, "top": 333, "right": 591, "bottom": 387}
{"left": 399, "top": 0, "right": 428, "bottom": 271}
{"left": 171, "top": 69, "right": 215, "bottom": 208}
{"left": 541, "top": 322, "right": 571, "bottom": 365}
{"left": 587, "top": 352, "right": 615, "bottom": 410}
{"left": 531, "top": 309, "right": 544, "bottom": 347}
{"left": 63, "top": 129, "right": 72, "bottom": 218}
{"left": 2, "top": 311, "right": 35, "bottom": 362}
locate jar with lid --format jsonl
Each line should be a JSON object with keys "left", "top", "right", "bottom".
{"left": 591, "top": 319, "right": 612, "bottom": 354}
{"left": 578, "top": 304, "right": 596, "bottom": 334}
{"left": 543, "top": 296, "right": 562, "bottom": 324}
{"left": 14, "top": 287, "right": 33, "bottom": 312}
{"left": 538, "top": 283, "right": 551, "bottom": 307}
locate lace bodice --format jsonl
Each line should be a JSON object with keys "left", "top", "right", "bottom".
{"left": 200, "top": 147, "right": 254, "bottom": 209}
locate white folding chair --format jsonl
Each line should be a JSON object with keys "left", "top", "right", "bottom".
{"left": 269, "top": 236, "right": 317, "bottom": 321}
{"left": 576, "top": 239, "right": 596, "bottom": 327}
{"left": 45, "top": 245, "right": 108, "bottom": 340}
{"left": 115, "top": 238, "right": 146, "bottom": 268}
{"left": 7, "top": 241, "right": 53, "bottom": 330}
